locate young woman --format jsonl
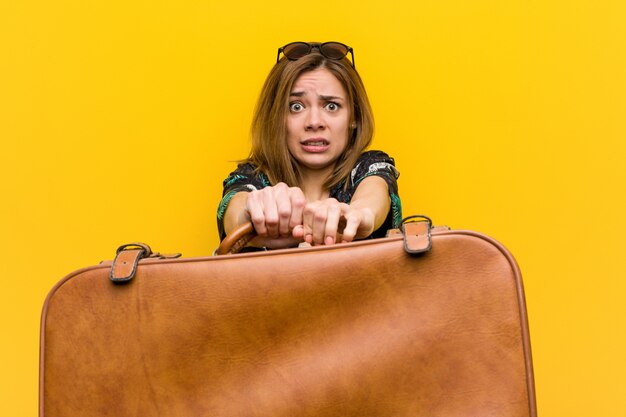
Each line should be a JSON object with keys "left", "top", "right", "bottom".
{"left": 217, "top": 42, "right": 402, "bottom": 249}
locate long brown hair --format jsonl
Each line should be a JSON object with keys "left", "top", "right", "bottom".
{"left": 248, "top": 52, "right": 374, "bottom": 190}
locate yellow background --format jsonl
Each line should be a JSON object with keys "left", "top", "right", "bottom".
{"left": 1, "top": 0, "right": 625, "bottom": 415}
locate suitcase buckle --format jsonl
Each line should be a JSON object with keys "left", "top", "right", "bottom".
{"left": 401, "top": 215, "right": 433, "bottom": 254}
{"left": 110, "top": 242, "right": 153, "bottom": 283}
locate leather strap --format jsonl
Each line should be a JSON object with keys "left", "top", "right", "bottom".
{"left": 401, "top": 215, "right": 433, "bottom": 254}
{"left": 110, "top": 243, "right": 152, "bottom": 282}
{"left": 109, "top": 243, "right": 182, "bottom": 282}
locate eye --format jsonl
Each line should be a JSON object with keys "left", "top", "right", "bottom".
{"left": 289, "top": 102, "right": 304, "bottom": 112}
{"left": 324, "top": 102, "right": 341, "bottom": 112}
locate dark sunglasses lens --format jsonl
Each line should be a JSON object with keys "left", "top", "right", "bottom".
{"left": 320, "top": 42, "right": 349, "bottom": 59}
{"left": 283, "top": 42, "right": 311, "bottom": 60}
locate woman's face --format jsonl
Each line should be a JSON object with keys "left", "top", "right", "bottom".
{"left": 286, "top": 68, "right": 350, "bottom": 176}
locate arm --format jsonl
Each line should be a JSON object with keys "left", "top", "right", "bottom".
{"left": 343, "top": 175, "right": 391, "bottom": 240}
{"left": 222, "top": 191, "right": 250, "bottom": 236}
{"left": 345, "top": 150, "right": 402, "bottom": 237}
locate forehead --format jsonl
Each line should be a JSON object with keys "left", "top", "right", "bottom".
{"left": 292, "top": 68, "right": 347, "bottom": 95}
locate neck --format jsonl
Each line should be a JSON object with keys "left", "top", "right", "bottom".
{"left": 299, "top": 165, "right": 333, "bottom": 202}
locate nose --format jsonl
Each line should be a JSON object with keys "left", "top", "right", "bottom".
{"left": 305, "top": 106, "right": 325, "bottom": 131}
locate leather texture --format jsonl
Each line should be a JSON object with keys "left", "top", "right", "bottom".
{"left": 40, "top": 229, "right": 536, "bottom": 417}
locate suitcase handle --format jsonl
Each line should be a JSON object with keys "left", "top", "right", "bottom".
{"left": 214, "top": 222, "right": 257, "bottom": 255}
{"left": 214, "top": 215, "right": 434, "bottom": 256}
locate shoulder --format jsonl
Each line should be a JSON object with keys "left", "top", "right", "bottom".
{"left": 227, "top": 162, "right": 258, "bottom": 177}
{"left": 350, "top": 150, "right": 399, "bottom": 186}
{"left": 355, "top": 150, "right": 395, "bottom": 164}
{"left": 222, "top": 162, "right": 271, "bottom": 192}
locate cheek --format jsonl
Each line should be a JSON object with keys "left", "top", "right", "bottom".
{"left": 286, "top": 119, "right": 298, "bottom": 154}
{"left": 286, "top": 116, "right": 299, "bottom": 138}
{"left": 335, "top": 117, "right": 350, "bottom": 141}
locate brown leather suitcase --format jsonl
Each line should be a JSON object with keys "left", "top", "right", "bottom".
{"left": 40, "top": 217, "right": 536, "bottom": 416}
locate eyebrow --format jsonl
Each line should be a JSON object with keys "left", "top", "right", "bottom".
{"left": 289, "top": 91, "right": 345, "bottom": 101}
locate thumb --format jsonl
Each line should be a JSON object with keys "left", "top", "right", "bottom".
{"left": 292, "top": 224, "right": 305, "bottom": 239}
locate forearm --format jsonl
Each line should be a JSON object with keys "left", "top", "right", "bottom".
{"left": 348, "top": 176, "right": 391, "bottom": 237}
{"left": 222, "top": 191, "right": 250, "bottom": 235}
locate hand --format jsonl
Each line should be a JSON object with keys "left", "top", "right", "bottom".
{"left": 243, "top": 183, "right": 306, "bottom": 247}
{"left": 298, "top": 198, "right": 376, "bottom": 245}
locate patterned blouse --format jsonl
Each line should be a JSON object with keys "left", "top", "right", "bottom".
{"left": 217, "top": 150, "right": 402, "bottom": 241}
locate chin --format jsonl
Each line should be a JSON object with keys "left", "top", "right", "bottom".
{"left": 297, "top": 157, "right": 336, "bottom": 171}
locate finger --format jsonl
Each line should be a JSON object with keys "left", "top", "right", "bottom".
{"left": 292, "top": 224, "right": 305, "bottom": 239}
{"left": 311, "top": 204, "right": 329, "bottom": 245}
{"left": 262, "top": 188, "right": 279, "bottom": 238}
{"left": 288, "top": 188, "right": 306, "bottom": 230}
{"left": 302, "top": 202, "right": 316, "bottom": 244}
{"left": 324, "top": 202, "right": 341, "bottom": 245}
{"left": 246, "top": 191, "right": 268, "bottom": 236}
{"left": 274, "top": 184, "right": 292, "bottom": 237}
{"left": 340, "top": 207, "right": 362, "bottom": 243}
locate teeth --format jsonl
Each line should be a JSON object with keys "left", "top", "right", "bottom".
{"left": 304, "top": 141, "right": 327, "bottom": 146}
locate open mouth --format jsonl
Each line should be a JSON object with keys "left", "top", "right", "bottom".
{"left": 301, "top": 139, "right": 329, "bottom": 146}
{"left": 300, "top": 138, "right": 330, "bottom": 153}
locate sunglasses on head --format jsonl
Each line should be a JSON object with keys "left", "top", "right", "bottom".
{"left": 277, "top": 42, "right": 355, "bottom": 69}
